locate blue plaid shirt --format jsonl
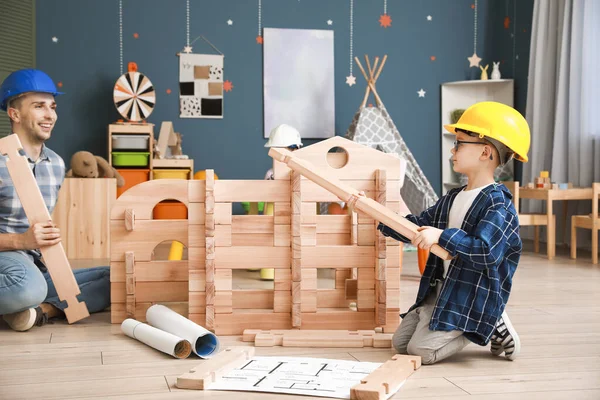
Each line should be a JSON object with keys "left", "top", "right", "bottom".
{"left": 0, "top": 141, "right": 65, "bottom": 264}
{"left": 378, "top": 183, "right": 522, "bottom": 346}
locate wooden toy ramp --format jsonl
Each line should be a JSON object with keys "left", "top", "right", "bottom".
{"left": 268, "top": 142, "right": 451, "bottom": 261}
{"left": 0, "top": 134, "right": 89, "bottom": 323}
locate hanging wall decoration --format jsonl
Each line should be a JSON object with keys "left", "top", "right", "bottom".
{"left": 379, "top": 0, "right": 392, "bottom": 28}
{"left": 178, "top": 0, "right": 225, "bottom": 119}
{"left": 256, "top": 0, "right": 263, "bottom": 44}
{"left": 467, "top": 0, "right": 481, "bottom": 67}
{"left": 346, "top": 0, "right": 356, "bottom": 86}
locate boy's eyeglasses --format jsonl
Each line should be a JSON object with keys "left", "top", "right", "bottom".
{"left": 453, "top": 140, "right": 487, "bottom": 152}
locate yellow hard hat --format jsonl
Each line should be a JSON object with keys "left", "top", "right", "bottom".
{"left": 444, "top": 101, "right": 530, "bottom": 162}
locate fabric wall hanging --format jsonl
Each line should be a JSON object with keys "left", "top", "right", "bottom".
{"left": 179, "top": 50, "right": 224, "bottom": 119}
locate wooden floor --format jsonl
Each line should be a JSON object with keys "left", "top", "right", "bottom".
{"left": 1, "top": 247, "right": 600, "bottom": 399}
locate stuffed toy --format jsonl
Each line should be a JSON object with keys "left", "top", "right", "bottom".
{"left": 66, "top": 151, "right": 125, "bottom": 187}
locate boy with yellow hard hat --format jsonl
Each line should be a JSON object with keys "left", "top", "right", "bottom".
{"left": 378, "top": 101, "right": 530, "bottom": 364}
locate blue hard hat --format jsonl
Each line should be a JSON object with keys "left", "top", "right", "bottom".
{"left": 0, "top": 69, "right": 64, "bottom": 111}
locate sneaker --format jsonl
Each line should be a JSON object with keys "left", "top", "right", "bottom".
{"left": 490, "top": 311, "right": 521, "bottom": 360}
{"left": 2, "top": 307, "right": 48, "bottom": 332}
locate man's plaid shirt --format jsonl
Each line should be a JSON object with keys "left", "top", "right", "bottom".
{"left": 378, "top": 183, "right": 522, "bottom": 346}
{"left": 0, "top": 141, "right": 65, "bottom": 262}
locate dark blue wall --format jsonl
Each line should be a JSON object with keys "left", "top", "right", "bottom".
{"left": 36, "top": 0, "right": 533, "bottom": 194}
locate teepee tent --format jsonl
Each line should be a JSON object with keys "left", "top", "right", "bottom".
{"left": 345, "top": 55, "right": 438, "bottom": 215}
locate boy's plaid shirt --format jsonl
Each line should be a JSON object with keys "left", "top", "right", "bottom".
{"left": 0, "top": 142, "right": 65, "bottom": 262}
{"left": 378, "top": 183, "right": 522, "bottom": 346}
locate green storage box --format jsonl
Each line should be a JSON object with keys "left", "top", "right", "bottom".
{"left": 112, "top": 152, "right": 150, "bottom": 167}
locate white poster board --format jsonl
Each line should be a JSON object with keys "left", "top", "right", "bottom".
{"left": 263, "top": 28, "right": 335, "bottom": 139}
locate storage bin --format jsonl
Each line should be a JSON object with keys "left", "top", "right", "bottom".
{"left": 117, "top": 169, "right": 150, "bottom": 197}
{"left": 112, "top": 134, "right": 149, "bottom": 150}
{"left": 112, "top": 152, "right": 150, "bottom": 167}
{"left": 152, "top": 169, "right": 190, "bottom": 180}
{"left": 153, "top": 200, "right": 188, "bottom": 219}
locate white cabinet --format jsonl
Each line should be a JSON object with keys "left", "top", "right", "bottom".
{"left": 440, "top": 79, "right": 514, "bottom": 195}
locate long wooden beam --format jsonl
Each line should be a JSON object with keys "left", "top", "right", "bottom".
{"left": 268, "top": 148, "right": 451, "bottom": 261}
{"left": 0, "top": 134, "right": 89, "bottom": 323}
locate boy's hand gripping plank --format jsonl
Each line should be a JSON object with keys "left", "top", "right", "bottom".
{"left": 0, "top": 134, "right": 89, "bottom": 323}
{"left": 269, "top": 147, "right": 452, "bottom": 261}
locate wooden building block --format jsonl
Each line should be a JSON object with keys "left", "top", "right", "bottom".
{"left": 242, "top": 329, "right": 392, "bottom": 348}
{"left": 303, "top": 246, "right": 375, "bottom": 268}
{"left": 0, "top": 134, "right": 89, "bottom": 323}
{"left": 215, "top": 225, "right": 232, "bottom": 247}
{"left": 358, "top": 224, "right": 375, "bottom": 246}
{"left": 345, "top": 279, "right": 358, "bottom": 300}
{"left": 177, "top": 347, "right": 256, "bottom": 390}
{"left": 233, "top": 290, "right": 274, "bottom": 309}
{"left": 274, "top": 269, "right": 291, "bottom": 291}
{"left": 274, "top": 224, "right": 291, "bottom": 247}
{"left": 52, "top": 178, "right": 116, "bottom": 259}
{"left": 274, "top": 202, "right": 291, "bottom": 225}
{"left": 350, "top": 354, "right": 421, "bottom": 400}
{"left": 215, "top": 269, "right": 232, "bottom": 291}
{"left": 358, "top": 268, "right": 375, "bottom": 290}
{"left": 269, "top": 147, "right": 451, "bottom": 260}
{"left": 215, "top": 180, "right": 290, "bottom": 202}
{"left": 274, "top": 290, "right": 291, "bottom": 313}
{"left": 214, "top": 203, "right": 232, "bottom": 225}
{"left": 215, "top": 291, "right": 233, "bottom": 314}
{"left": 125, "top": 208, "right": 135, "bottom": 231}
{"left": 301, "top": 291, "right": 317, "bottom": 312}
{"left": 336, "top": 269, "right": 352, "bottom": 288}
{"left": 357, "top": 289, "right": 375, "bottom": 311}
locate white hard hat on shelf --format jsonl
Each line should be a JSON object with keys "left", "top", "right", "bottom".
{"left": 264, "top": 124, "right": 303, "bottom": 148}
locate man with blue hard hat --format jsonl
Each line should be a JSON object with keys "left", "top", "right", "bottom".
{"left": 0, "top": 69, "right": 110, "bottom": 332}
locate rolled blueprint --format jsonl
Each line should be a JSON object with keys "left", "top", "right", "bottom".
{"left": 121, "top": 318, "right": 192, "bottom": 359}
{"left": 146, "top": 304, "right": 220, "bottom": 358}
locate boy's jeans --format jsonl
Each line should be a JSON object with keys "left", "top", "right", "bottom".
{"left": 0, "top": 251, "right": 110, "bottom": 315}
{"left": 393, "top": 285, "right": 471, "bottom": 365}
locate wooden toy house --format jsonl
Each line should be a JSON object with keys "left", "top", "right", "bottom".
{"left": 110, "top": 137, "right": 405, "bottom": 334}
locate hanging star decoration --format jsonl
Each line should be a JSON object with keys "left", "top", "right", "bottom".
{"left": 417, "top": 89, "right": 426, "bottom": 97}
{"left": 256, "top": 35, "right": 263, "bottom": 44}
{"left": 57, "top": 82, "right": 63, "bottom": 88}
{"left": 166, "top": 89, "right": 172, "bottom": 94}
{"left": 346, "top": 75, "right": 356, "bottom": 87}
{"left": 223, "top": 80, "right": 234, "bottom": 92}
{"left": 503, "top": 16, "right": 510, "bottom": 29}
{"left": 468, "top": 52, "right": 481, "bottom": 67}
{"left": 427, "top": 15, "right": 432, "bottom": 21}
{"left": 379, "top": 14, "right": 392, "bottom": 28}
{"left": 227, "top": 19, "right": 233, "bottom": 25}
{"left": 51, "top": 36, "right": 59, "bottom": 43}
{"left": 327, "top": 20, "right": 333, "bottom": 25}
{"left": 183, "top": 46, "right": 193, "bottom": 53}
{"left": 430, "top": 56, "right": 436, "bottom": 61}
{"left": 133, "top": 33, "right": 139, "bottom": 39}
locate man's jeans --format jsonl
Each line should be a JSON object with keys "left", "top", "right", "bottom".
{"left": 0, "top": 251, "right": 110, "bottom": 315}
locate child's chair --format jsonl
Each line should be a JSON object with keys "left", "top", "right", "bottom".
{"left": 502, "top": 181, "right": 553, "bottom": 253}
{"left": 571, "top": 182, "right": 600, "bottom": 264}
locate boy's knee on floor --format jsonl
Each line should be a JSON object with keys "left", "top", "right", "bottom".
{"left": 407, "top": 342, "right": 436, "bottom": 365}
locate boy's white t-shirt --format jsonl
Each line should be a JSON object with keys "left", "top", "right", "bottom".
{"left": 442, "top": 183, "right": 493, "bottom": 277}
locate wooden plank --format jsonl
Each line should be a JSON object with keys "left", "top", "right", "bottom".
{"left": 318, "top": 288, "right": 352, "bottom": 308}
{"left": 358, "top": 224, "right": 375, "bottom": 246}
{"left": 302, "top": 246, "right": 375, "bottom": 268}
{"left": 111, "top": 220, "right": 188, "bottom": 261}
{"left": 215, "top": 247, "right": 290, "bottom": 269}
{"left": 52, "top": 178, "right": 116, "bottom": 259}
{"left": 300, "top": 179, "right": 402, "bottom": 202}
{"left": 111, "top": 180, "right": 190, "bottom": 219}
{"left": 232, "top": 215, "right": 274, "bottom": 234}
{"left": 274, "top": 290, "right": 291, "bottom": 312}
{"left": 243, "top": 329, "right": 392, "bottom": 348}
{"left": 301, "top": 310, "right": 376, "bottom": 330}
{"left": 136, "top": 282, "right": 188, "bottom": 302}
{"left": 314, "top": 215, "right": 351, "bottom": 233}
{"left": 0, "top": 134, "right": 89, "bottom": 323}
{"left": 112, "top": 260, "right": 190, "bottom": 283}
{"left": 214, "top": 312, "right": 293, "bottom": 335}
{"left": 317, "top": 233, "right": 351, "bottom": 246}
{"left": 215, "top": 225, "right": 232, "bottom": 247}
{"left": 187, "top": 202, "right": 205, "bottom": 225}
{"left": 214, "top": 180, "right": 290, "bottom": 202}
{"left": 233, "top": 290, "right": 274, "bottom": 309}
{"left": 269, "top": 147, "right": 451, "bottom": 260}
{"left": 177, "top": 347, "right": 256, "bottom": 390}
{"left": 232, "top": 233, "right": 274, "bottom": 247}
{"left": 214, "top": 203, "right": 232, "bottom": 225}
{"left": 350, "top": 355, "right": 421, "bottom": 400}
{"left": 274, "top": 224, "right": 291, "bottom": 247}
